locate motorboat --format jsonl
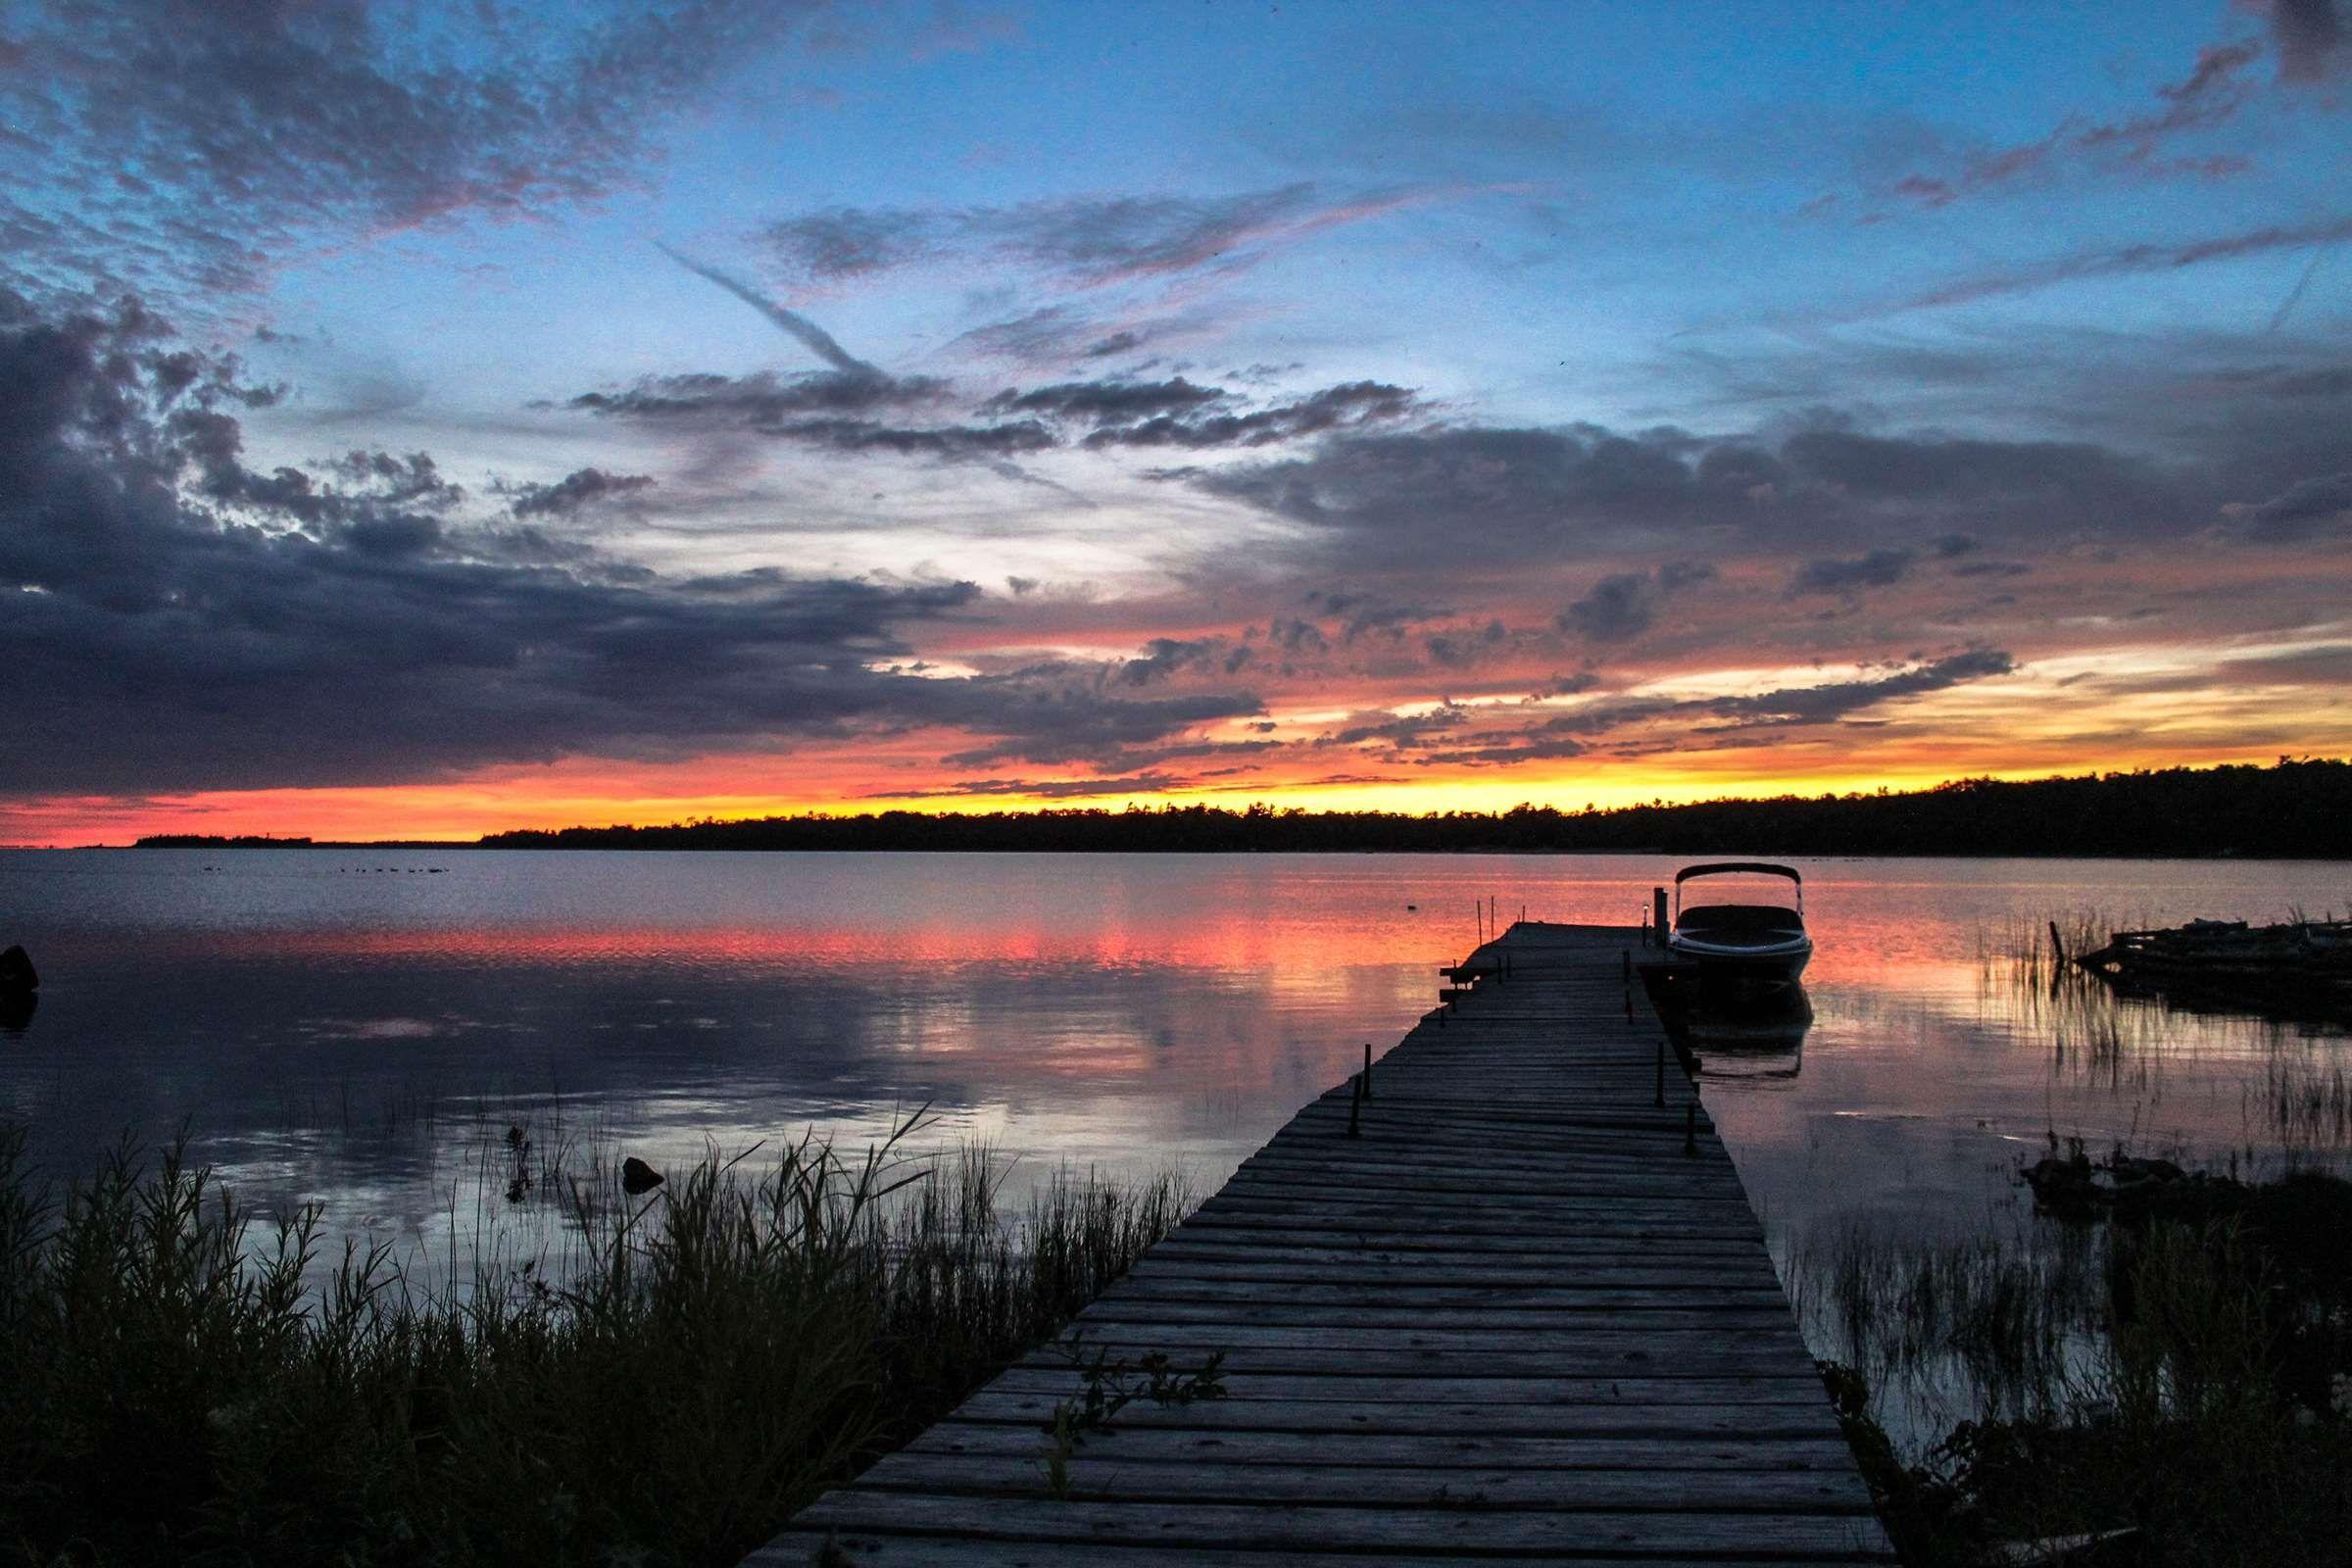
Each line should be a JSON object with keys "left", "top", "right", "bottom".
{"left": 1666, "top": 861, "right": 1812, "bottom": 990}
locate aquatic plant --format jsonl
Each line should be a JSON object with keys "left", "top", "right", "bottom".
{"left": 0, "top": 1117, "right": 1188, "bottom": 1567}
{"left": 1798, "top": 1167, "right": 2352, "bottom": 1566}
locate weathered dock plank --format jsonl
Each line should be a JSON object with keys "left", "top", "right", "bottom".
{"left": 748, "top": 922, "right": 1892, "bottom": 1564}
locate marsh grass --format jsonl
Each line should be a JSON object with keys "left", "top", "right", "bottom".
{"left": 1804, "top": 1176, "right": 2352, "bottom": 1566}
{"left": 1787, "top": 1218, "right": 2109, "bottom": 1430}
{"left": 0, "top": 1115, "right": 1189, "bottom": 1568}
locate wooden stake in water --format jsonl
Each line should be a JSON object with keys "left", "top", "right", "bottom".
{"left": 1362, "top": 1042, "right": 1373, "bottom": 1098}
{"left": 1347, "top": 1071, "right": 1364, "bottom": 1138}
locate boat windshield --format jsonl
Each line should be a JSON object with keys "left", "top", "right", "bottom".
{"left": 1674, "top": 866, "right": 1803, "bottom": 922}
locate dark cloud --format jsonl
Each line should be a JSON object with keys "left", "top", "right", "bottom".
{"left": 761, "top": 184, "right": 1425, "bottom": 292}
{"left": 1402, "top": 650, "right": 2016, "bottom": 767}
{"left": 1885, "top": 215, "right": 2352, "bottom": 316}
{"left": 1781, "top": 430, "right": 2140, "bottom": 500}
{"left": 1117, "top": 636, "right": 1230, "bottom": 686}
{"left": 1698, "top": 649, "right": 2015, "bottom": 725}
{"left": 1301, "top": 591, "right": 1448, "bottom": 643}
{"left": 1192, "top": 425, "right": 1704, "bottom": 569}
{"left": 889, "top": 774, "right": 1191, "bottom": 800}
{"left": 2226, "top": 471, "right": 2352, "bottom": 539}
{"left": 939, "top": 688, "right": 1263, "bottom": 769}
{"left": 574, "top": 365, "right": 1413, "bottom": 463}
{"left": 1082, "top": 381, "right": 1420, "bottom": 450}
{"left": 981, "top": 378, "right": 1227, "bottom": 423}
{"left": 1189, "top": 415, "right": 2191, "bottom": 582}
{"left": 1559, "top": 562, "right": 1714, "bottom": 643}
{"left": 566, "top": 368, "right": 1062, "bottom": 463}
{"left": 1331, "top": 704, "right": 1470, "bottom": 748}
{"left": 1424, "top": 620, "right": 1512, "bottom": 668}
{"left": 2268, "top": 0, "right": 2346, "bottom": 82}
{"left": 509, "top": 467, "right": 656, "bottom": 518}
{"left": 0, "top": 1, "right": 808, "bottom": 304}
{"left": 570, "top": 368, "right": 946, "bottom": 422}
{"left": 1889, "top": 37, "right": 2261, "bottom": 210}
{"left": 1789, "top": 549, "right": 1917, "bottom": 595}
{"left": 0, "top": 294, "right": 1258, "bottom": 795}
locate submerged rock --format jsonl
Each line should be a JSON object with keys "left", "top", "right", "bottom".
{"left": 0, "top": 944, "right": 35, "bottom": 996}
{"left": 621, "top": 1156, "right": 665, "bottom": 1196}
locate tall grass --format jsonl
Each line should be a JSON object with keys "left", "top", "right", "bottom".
{"left": 0, "top": 1117, "right": 1189, "bottom": 1568}
{"left": 1803, "top": 1180, "right": 2352, "bottom": 1566}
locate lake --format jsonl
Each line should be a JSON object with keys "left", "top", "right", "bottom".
{"left": 4, "top": 849, "right": 2347, "bottom": 1295}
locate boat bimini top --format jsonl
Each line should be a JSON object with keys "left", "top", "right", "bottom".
{"left": 1669, "top": 863, "right": 1810, "bottom": 973}
{"left": 1673, "top": 861, "right": 1803, "bottom": 917}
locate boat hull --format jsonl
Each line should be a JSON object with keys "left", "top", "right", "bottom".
{"left": 1665, "top": 935, "right": 1813, "bottom": 992}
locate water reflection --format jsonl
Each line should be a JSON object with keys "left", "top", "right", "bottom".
{"left": 1678, "top": 985, "right": 1812, "bottom": 1083}
{"left": 2, "top": 847, "right": 2348, "bottom": 1298}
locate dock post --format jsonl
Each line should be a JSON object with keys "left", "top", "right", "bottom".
{"left": 1347, "top": 1072, "right": 1363, "bottom": 1138}
{"left": 1651, "top": 887, "right": 1669, "bottom": 946}
{"left": 1362, "top": 1042, "right": 1372, "bottom": 1098}
{"left": 1684, "top": 1103, "right": 1697, "bottom": 1157}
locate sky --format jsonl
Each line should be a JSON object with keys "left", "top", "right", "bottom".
{"left": 2, "top": 0, "right": 2348, "bottom": 845}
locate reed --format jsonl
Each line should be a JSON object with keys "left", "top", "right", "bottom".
{"left": 1803, "top": 1173, "right": 2352, "bottom": 1566}
{"left": 0, "top": 1116, "right": 1188, "bottom": 1568}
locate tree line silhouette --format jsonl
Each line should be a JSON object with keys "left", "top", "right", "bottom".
{"left": 409, "top": 759, "right": 2352, "bottom": 858}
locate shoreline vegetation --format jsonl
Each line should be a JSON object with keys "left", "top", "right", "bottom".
{"left": 122, "top": 758, "right": 2352, "bottom": 859}
{"left": 0, "top": 1117, "right": 1191, "bottom": 1568}
{"left": 1782, "top": 927, "right": 2352, "bottom": 1565}
{"left": 1803, "top": 1158, "right": 2352, "bottom": 1567}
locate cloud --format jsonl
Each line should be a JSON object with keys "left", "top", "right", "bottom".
{"left": 1789, "top": 549, "right": 1917, "bottom": 595}
{"left": 1081, "top": 381, "right": 1420, "bottom": 450}
{"left": 2260, "top": 0, "right": 2347, "bottom": 82}
{"left": 509, "top": 467, "right": 657, "bottom": 518}
{"left": 1889, "top": 34, "right": 2264, "bottom": 210}
{"left": 2224, "top": 470, "right": 2352, "bottom": 539}
{"left": 0, "top": 293, "right": 1260, "bottom": 795}
{"left": 1559, "top": 562, "right": 1714, "bottom": 642}
{"left": 572, "top": 363, "right": 1414, "bottom": 463}
{"left": 0, "top": 1, "right": 812, "bottom": 305}
{"left": 1116, "top": 636, "right": 1232, "bottom": 685}
{"left": 981, "top": 377, "right": 1228, "bottom": 423}
{"left": 760, "top": 183, "right": 1436, "bottom": 292}
{"left": 1401, "top": 650, "right": 2017, "bottom": 766}
{"left": 657, "top": 243, "right": 882, "bottom": 377}
{"left": 1884, "top": 215, "right": 2352, "bottom": 315}
{"left": 884, "top": 773, "right": 1187, "bottom": 800}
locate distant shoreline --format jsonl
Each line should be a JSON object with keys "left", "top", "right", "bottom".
{"left": 98, "top": 759, "right": 2352, "bottom": 861}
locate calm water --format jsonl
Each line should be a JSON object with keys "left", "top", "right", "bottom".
{"left": 3, "top": 850, "right": 2347, "bottom": 1284}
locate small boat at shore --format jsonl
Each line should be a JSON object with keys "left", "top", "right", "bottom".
{"left": 1666, "top": 862, "right": 1812, "bottom": 991}
{"left": 2074, "top": 917, "right": 2352, "bottom": 1010}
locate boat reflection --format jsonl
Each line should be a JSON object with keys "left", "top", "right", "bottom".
{"left": 1656, "top": 980, "right": 1813, "bottom": 1082}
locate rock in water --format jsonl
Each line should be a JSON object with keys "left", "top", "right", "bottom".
{"left": 621, "top": 1156, "right": 665, "bottom": 1196}
{"left": 0, "top": 945, "right": 34, "bottom": 996}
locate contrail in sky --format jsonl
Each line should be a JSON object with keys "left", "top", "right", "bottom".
{"left": 2269, "top": 242, "right": 2335, "bottom": 334}
{"left": 655, "top": 241, "right": 880, "bottom": 377}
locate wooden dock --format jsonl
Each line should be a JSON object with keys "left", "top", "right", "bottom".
{"left": 752, "top": 922, "right": 1894, "bottom": 1565}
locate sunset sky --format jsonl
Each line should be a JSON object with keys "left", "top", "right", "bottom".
{"left": 3, "top": 0, "right": 2349, "bottom": 844}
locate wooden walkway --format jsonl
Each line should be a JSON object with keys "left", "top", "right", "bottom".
{"left": 752, "top": 922, "right": 1894, "bottom": 1565}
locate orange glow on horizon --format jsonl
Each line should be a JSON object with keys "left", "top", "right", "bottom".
{"left": 1, "top": 734, "right": 2308, "bottom": 848}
